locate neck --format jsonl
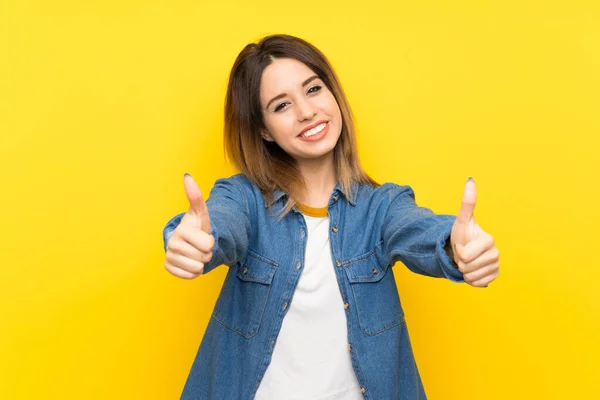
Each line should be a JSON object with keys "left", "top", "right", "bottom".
{"left": 296, "top": 152, "right": 337, "bottom": 208}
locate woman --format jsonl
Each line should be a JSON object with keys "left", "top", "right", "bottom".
{"left": 163, "top": 34, "right": 500, "bottom": 400}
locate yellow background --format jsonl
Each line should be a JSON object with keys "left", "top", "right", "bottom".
{"left": 1, "top": 0, "right": 599, "bottom": 398}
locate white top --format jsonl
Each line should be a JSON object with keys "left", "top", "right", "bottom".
{"left": 255, "top": 206, "right": 363, "bottom": 400}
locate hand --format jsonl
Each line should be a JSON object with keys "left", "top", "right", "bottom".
{"left": 164, "top": 173, "right": 215, "bottom": 279}
{"left": 450, "top": 178, "right": 500, "bottom": 288}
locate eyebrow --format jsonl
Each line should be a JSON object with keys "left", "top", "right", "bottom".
{"left": 265, "top": 75, "right": 320, "bottom": 110}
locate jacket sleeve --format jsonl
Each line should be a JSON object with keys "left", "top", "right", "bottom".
{"left": 381, "top": 184, "right": 464, "bottom": 283}
{"left": 162, "top": 176, "right": 252, "bottom": 275}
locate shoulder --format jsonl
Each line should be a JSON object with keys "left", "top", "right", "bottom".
{"left": 210, "top": 173, "right": 264, "bottom": 211}
{"left": 213, "top": 173, "right": 253, "bottom": 187}
{"left": 355, "top": 181, "right": 417, "bottom": 204}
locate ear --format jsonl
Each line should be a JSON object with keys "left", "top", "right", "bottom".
{"left": 261, "top": 129, "right": 275, "bottom": 142}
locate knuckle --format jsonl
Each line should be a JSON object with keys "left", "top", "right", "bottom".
{"left": 201, "top": 233, "right": 214, "bottom": 252}
{"left": 201, "top": 252, "right": 212, "bottom": 263}
{"left": 182, "top": 272, "right": 199, "bottom": 280}
{"left": 167, "top": 238, "right": 181, "bottom": 253}
{"left": 173, "top": 225, "right": 183, "bottom": 237}
{"left": 197, "top": 262, "right": 205, "bottom": 275}
{"left": 165, "top": 263, "right": 181, "bottom": 277}
{"left": 472, "top": 279, "right": 485, "bottom": 287}
{"left": 188, "top": 261, "right": 204, "bottom": 275}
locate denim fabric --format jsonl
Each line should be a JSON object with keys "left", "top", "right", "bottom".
{"left": 163, "top": 174, "right": 464, "bottom": 399}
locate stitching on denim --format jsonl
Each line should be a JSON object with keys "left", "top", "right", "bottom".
{"left": 350, "top": 283, "right": 406, "bottom": 337}
{"left": 343, "top": 239, "right": 384, "bottom": 266}
{"left": 233, "top": 175, "right": 251, "bottom": 215}
{"left": 237, "top": 250, "right": 277, "bottom": 283}
{"left": 211, "top": 313, "right": 257, "bottom": 339}
{"left": 237, "top": 275, "right": 270, "bottom": 284}
{"left": 349, "top": 274, "right": 385, "bottom": 283}
{"left": 246, "top": 248, "right": 279, "bottom": 268}
{"left": 362, "top": 316, "right": 405, "bottom": 337}
{"left": 211, "top": 274, "right": 274, "bottom": 339}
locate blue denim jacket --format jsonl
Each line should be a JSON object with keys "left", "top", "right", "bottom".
{"left": 163, "top": 173, "right": 465, "bottom": 399}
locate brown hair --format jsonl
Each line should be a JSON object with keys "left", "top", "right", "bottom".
{"left": 223, "top": 34, "right": 379, "bottom": 219}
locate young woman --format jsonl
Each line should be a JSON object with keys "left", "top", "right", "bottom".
{"left": 162, "top": 34, "right": 500, "bottom": 400}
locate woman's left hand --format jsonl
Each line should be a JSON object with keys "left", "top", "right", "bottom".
{"left": 450, "top": 178, "right": 500, "bottom": 288}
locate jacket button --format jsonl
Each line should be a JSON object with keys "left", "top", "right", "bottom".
{"left": 301, "top": 230, "right": 305, "bottom": 238}
{"left": 372, "top": 266, "right": 378, "bottom": 275}
{"left": 333, "top": 195, "right": 338, "bottom": 201}
{"left": 336, "top": 260, "right": 342, "bottom": 267}
{"left": 344, "top": 302, "right": 349, "bottom": 310}
{"left": 332, "top": 226, "right": 338, "bottom": 233}
{"left": 296, "top": 262, "right": 302, "bottom": 270}
{"left": 361, "top": 387, "right": 365, "bottom": 394}
{"left": 348, "top": 344, "right": 352, "bottom": 351}
{"left": 283, "top": 302, "right": 288, "bottom": 311}
{"left": 242, "top": 267, "right": 248, "bottom": 275}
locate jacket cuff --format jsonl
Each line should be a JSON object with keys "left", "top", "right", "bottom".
{"left": 201, "top": 213, "right": 227, "bottom": 274}
{"left": 162, "top": 212, "right": 185, "bottom": 252}
{"left": 436, "top": 218, "right": 465, "bottom": 283}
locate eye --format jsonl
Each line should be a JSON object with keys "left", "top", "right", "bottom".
{"left": 274, "top": 102, "right": 290, "bottom": 112}
{"left": 307, "top": 85, "right": 322, "bottom": 94}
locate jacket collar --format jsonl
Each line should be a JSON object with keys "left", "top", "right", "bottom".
{"left": 264, "top": 181, "right": 358, "bottom": 208}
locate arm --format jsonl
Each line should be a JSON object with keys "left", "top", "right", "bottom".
{"left": 381, "top": 184, "right": 465, "bottom": 283}
{"left": 162, "top": 176, "right": 252, "bottom": 275}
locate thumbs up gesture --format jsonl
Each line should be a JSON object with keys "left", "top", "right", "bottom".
{"left": 164, "top": 173, "right": 215, "bottom": 279}
{"left": 450, "top": 178, "right": 500, "bottom": 287}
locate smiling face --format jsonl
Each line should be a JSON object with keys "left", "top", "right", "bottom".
{"left": 259, "top": 57, "right": 343, "bottom": 164}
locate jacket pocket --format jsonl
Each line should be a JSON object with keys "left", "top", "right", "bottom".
{"left": 211, "top": 249, "right": 277, "bottom": 338}
{"left": 344, "top": 251, "right": 405, "bottom": 336}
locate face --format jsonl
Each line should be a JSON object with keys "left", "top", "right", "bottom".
{"left": 259, "top": 58, "right": 343, "bottom": 163}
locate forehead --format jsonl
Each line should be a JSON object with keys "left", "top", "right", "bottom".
{"left": 260, "top": 58, "right": 318, "bottom": 100}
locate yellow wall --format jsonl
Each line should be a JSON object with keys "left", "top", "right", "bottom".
{"left": 1, "top": 1, "right": 599, "bottom": 398}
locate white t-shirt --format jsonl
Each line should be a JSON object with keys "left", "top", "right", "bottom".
{"left": 255, "top": 205, "right": 363, "bottom": 400}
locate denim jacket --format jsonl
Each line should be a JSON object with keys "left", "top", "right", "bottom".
{"left": 162, "top": 173, "right": 465, "bottom": 399}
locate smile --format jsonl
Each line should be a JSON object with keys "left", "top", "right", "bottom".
{"left": 298, "top": 122, "right": 329, "bottom": 142}
{"left": 299, "top": 122, "right": 327, "bottom": 138}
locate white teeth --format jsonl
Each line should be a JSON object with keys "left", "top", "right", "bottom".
{"left": 302, "top": 122, "right": 327, "bottom": 138}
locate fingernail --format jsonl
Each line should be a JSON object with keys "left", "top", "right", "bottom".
{"left": 184, "top": 172, "right": 190, "bottom": 178}
{"left": 467, "top": 177, "right": 474, "bottom": 183}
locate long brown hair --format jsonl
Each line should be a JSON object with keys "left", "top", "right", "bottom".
{"left": 224, "top": 34, "right": 379, "bottom": 218}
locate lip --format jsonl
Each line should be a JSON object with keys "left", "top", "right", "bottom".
{"left": 298, "top": 120, "right": 328, "bottom": 136}
{"left": 298, "top": 121, "right": 329, "bottom": 142}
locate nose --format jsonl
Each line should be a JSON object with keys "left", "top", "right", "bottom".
{"left": 296, "top": 97, "right": 317, "bottom": 121}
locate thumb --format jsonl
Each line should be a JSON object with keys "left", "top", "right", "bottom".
{"left": 183, "top": 173, "right": 211, "bottom": 233}
{"left": 456, "top": 177, "right": 476, "bottom": 226}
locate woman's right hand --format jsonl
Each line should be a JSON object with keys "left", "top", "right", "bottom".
{"left": 164, "top": 174, "right": 215, "bottom": 279}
